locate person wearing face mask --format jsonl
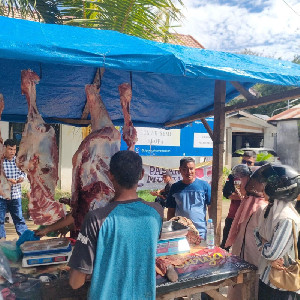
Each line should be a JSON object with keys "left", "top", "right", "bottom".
{"left": 254, "top": 164, "right": 300, "bottom": 300}
{"left": 0, "top": 139, "right": 28, "bottom": 240}
{"left": 220, "top": 150, "right": 256, "bottom": 251}
{"left": 226, "top": 164, "right": 269, "bottom": 300}
{"left": 166, "top": 157, "right": 211, "bottom": 240}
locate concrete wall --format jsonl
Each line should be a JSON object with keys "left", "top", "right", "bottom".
{"left": 263, "top": 127, "right": 277, "bottom": 150}
{"left": 224, "top": 127, "right": 232, "bottom": 167}
{"left": 59, "top": 125, "right": 83, "bottom": 191}
{"left": 224, "top": 114, "right": 277, "bottom": 168}
{"left": 276, "top": 120, "right": 300, "bottom": 172}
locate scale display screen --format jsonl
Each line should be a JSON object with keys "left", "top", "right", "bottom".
{"left": 27, "top": 255, "right": 69, "bottom": 266}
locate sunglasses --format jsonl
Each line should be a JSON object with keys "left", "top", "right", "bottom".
{"left": 242, "top": 159, "right": 253, "bottom": 166}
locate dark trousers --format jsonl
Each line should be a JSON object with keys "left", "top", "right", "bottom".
{"left": 220, "top": 217, "right": 233, "bottom": 251}
{"left": 258, "top": 280, "right": 299, "bottom": 300}
{"left": 155, "top": 197, "right": 166, "bottom": 208}
{"left": 0, "top": 198, "right": 28, "bottom": 238}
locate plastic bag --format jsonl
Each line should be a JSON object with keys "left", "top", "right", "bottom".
{"left": 0, "top": 248, "right": 12, "bottom": 283}
{"left": 0, "top": 241, "right": 22, "bottom": 263}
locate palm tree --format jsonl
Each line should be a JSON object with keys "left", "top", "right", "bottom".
{"left": 0, "top": 0, "right": 62, "bottom": 23}
{"left": 1, "top": 0, "right": 184, "bottom": 41}
{"left": 61, "top": 0, "right": 184, "bottom": 41}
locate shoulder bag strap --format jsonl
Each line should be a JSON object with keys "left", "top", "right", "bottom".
{"left": 292, "top": 220, "right": 298, "bottom": 260}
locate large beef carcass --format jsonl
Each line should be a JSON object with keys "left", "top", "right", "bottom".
{"left": 16, "top": 70, "right": 65, "bottom": 225}
{"left": 0, "top": 95, "right": 11, "bottom": 199}
{"left": 71, "top": 83, "right": 121, "bottom": 229}
{"left": 119, "top": 83, "right": 138, "bottom": 150}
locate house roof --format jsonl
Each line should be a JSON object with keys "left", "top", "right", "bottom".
{"left": 253, "top": 114, "right": 270, "bottom": 121}
{"left": 0, "top": 16, "right": 300, "bottom": 127}
{"left": 3, "top": 7, "right": 40, "bottom": 21}
{"left": 227, "top": 110, "right": 275, "bottom": 128}
{"left": 156, "top": 33, "right": 205, "bottom": 49}
{"left": 268, "top": 104, "right": 300, "bottom": 122}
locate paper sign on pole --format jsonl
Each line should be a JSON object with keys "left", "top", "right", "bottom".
{"left": 193, "top": 133, "right": 213, "bottom": 148}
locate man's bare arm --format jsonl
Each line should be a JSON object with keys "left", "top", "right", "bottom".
{"left": 35, "top": 214, "right": 74, "bottom": 237}
{"left": 69, "top": 269, "right": 87, "bottom": 289}
{"left": 207, "top": 205, "right": 211, "bottom": 219}
{"left": 167, "top": 208, "right": 175, "bottom": 220}
{"left": 7, "top": 178, "right": 17, "bottom": 184}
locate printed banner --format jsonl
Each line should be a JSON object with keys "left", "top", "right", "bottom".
{"left": 138, "top": 161, "right": 212, "bottom": 190}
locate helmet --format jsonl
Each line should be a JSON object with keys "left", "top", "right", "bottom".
{"left": 231, "top": 164, "right": 252, "bottom": 179}
{"left": 259, "top": 164, "right": 300, "bottom": 201}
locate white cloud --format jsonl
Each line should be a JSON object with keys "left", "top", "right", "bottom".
{"left": 176, "top": 0, "right": 300, "bottom": 60}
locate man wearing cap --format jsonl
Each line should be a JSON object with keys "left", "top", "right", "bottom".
{"left": 150, "top": 170, "right": 173, "bottom": 208}
{"left": 220, "top": 150, "right": 256, "bottom": 251}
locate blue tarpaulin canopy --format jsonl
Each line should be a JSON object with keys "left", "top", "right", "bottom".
{"left": 0, "top": 16, "right": 300, "bottom": 127}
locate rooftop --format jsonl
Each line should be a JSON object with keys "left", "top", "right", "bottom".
{"left": 157, "top": 33, "right": 205, "bottom": 49}
{"left": 268, "top": 104, "right": 300, "bottom": 122}
{"left": 3, "top": 7, "right": 40, "bottom": 22}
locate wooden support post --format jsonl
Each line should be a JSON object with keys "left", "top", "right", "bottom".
{"left": 211, "top": 80, "right": 226, "bottom": 246}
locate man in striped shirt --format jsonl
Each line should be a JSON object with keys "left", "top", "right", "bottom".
{"left": 0, "top": 139, "right": 28, "bottom": 240}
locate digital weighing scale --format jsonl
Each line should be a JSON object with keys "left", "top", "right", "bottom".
{"left": 156, "top": 221, "right": 190, "bottom": 257}
{"left": 20, "top": 238, "right": 72, "bottom": 268}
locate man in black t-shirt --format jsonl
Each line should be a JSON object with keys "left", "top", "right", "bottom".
{"left": 150, "top": 170, "right": 173, "bottom": 208}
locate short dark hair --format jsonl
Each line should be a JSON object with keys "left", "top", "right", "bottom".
{"left": 180, "top": 157, "right": 195, "bottom": 167}
{"left": 4, "top": 139, "right": 16, "bottom": 147}
{"left": 109, "top": 150, "right": 143, "bottom": 189}
{"left": 162, "top": 170, "right": 172, "bottom": 177}
{"left": 243, "top": 150, "right": 256, "bottom": 159}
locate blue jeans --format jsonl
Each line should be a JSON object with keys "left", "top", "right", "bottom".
{"left": 0, "top": 198, "right": 28, "bottom": 238}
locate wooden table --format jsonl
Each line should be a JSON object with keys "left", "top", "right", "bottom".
{"left": 156, "top": 268, "right": 257, "bottom": 300}
{"left": 4, "top": 247, "right": 257, "bottom": 300}
{"left": 156, "top": 245, "right": 257, "bottom": 300}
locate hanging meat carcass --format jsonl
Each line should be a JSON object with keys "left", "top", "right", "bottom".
{"left": 71, "top": 83, "right": 121, "bottom": 229}
{"left": 0, "top": 95, "right": 11, "bottom": 199}
{"left": 16, "top": 70, "right": 66, "bottom": 225}
{"left": 119, "top": 83, "right": 138, "bottom": 150}
{"left": 71, "top": 80, "right": 139, "bottom": 230}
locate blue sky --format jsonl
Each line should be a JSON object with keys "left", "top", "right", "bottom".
{"left": 176, "top": 0, "right": 299, "bottom": 61}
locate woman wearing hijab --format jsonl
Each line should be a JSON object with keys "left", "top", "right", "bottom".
{"left": 254, "top": 164, "right": 300, "bottom": 300}
{"left": 226, "top": 164, "right": 269, "bottom": 300}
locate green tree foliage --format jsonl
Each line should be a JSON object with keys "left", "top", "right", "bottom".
{"left": 1, "top": 0, "right": 184, "bottom": 42}
{"left": 60, "top": 0, "right": 184, "bottom": 41}
{"left": 228, "top": 53, "right": 300, "bottom": 117}
{"left": 0, "top": 0, "right": 62, "bottom": 23}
